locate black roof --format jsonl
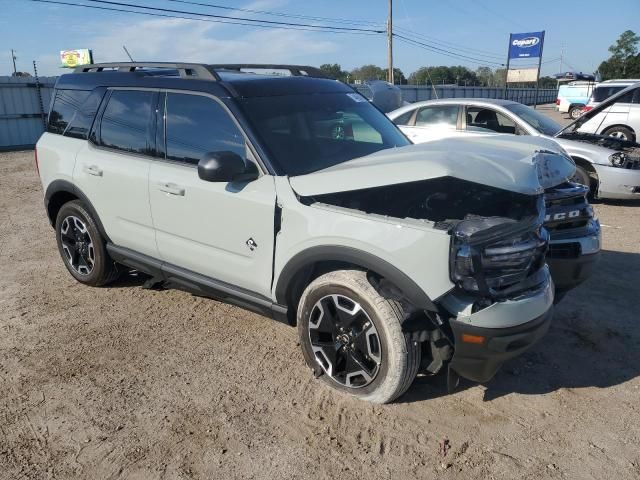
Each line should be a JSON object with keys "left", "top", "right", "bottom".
{"left": 55, "top": 62, "right": 351, "bottom": 98}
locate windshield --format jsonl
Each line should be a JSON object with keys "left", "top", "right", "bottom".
{"left": 505, "top": 103, "right": 562, "bottom": 136}
{"left": 239, "top": 93, "right": 410, "bottom": 176}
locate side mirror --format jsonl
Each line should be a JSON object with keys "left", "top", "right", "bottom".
{"left": 197, "top": 151, "right": 259, "bottom": 183}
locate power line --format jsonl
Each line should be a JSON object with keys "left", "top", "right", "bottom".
{"left": 29, "top": 0, "right": 383, "bottom": 35}
{"left": 394, "top": 33, "right": 505, "bottom": 66}
{"left": 394, "top": 27, "right": 505, "bottom": 60}
{"left": 81, "top": 0, "right": 385, "bottom": 33}
{"left": 165, "top": 0, "right": 384, "bottom": 27}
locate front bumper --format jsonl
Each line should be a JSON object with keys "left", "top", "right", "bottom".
{"left": 439, "top": 271, "right": 554, "bottom": 383}
{"left": 594, "top": 163, "right": 640, "bottom": 199}
{"left": 448, "top": 308, "right": 552, "bottom": 383}
{"left": 547, "top": 220, "right": 601, "bottom": 292}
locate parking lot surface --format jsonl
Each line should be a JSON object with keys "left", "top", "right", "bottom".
{"left": 1, "top": 143, "right": 639, "bottom": 478}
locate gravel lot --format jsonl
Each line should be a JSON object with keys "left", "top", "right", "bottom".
{"left": 1, "top": 133, "right": 640, "bottom": 478}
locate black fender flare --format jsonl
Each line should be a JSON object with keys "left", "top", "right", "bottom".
{"left": 275, "top": 245, "right": 438, "bottom": 312}
{"left": 44, "top": 179, "right": 111, "bottom": 242}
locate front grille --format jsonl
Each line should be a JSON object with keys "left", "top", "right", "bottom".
{"left": 544, "top": 182, "right": 593, "bottom": 235}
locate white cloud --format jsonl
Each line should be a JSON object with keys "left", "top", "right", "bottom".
{"left": 35, "top": 16, "right": 339, "bottom": 75}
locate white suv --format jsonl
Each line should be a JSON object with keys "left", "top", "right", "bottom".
{"left": 37, "top": 62, "right": 573, "bottom": 403}
{"left": 579, "top": 81, "right": 640, "bottom": 141}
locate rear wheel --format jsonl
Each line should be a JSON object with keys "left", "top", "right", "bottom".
{"left": 55, "top": 200, "right": 118, "bottom": 286}
{"left": 297, "top": 270, "right": 421, "bottom": 404}
{"left": 603, "top": 126, "right": 635, "bottom": 142}
{"left": 568, "top": 105, "right": 583, "bottom": 120}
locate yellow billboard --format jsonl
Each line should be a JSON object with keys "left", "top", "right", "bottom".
{"left": 60, "top": 49, "right": 93, "bottom": 68}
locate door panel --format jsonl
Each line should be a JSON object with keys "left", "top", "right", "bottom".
{"left": 74, "top": 143, "right": 157, "bottom": 257}
{"left": 149, "top": 163, "right": 276, "bottom": 296}
{"left": 149, "top": 91, "right": 276, "bottom": 296}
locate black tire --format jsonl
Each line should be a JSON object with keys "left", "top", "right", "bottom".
{"left": 297, "top": 270, "right": 421, "bottom": 404}
{"left": 55, "top": 200, "right": 119, "bottom": 287}
{"left": 603, "top": 126, "right": 635, "bottom": 142}
{"left": 570, "top": 164, "right": 591, "bottom": 188}
{"left": 568, "top": 105, "right": 583, "bottom": 120}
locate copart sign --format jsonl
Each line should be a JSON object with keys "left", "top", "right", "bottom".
{"left": 508, "top": 32, "right": 544, "bottom": 59}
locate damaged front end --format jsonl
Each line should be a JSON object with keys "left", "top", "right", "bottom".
{"left": 289, "top": 141, "right": 571, "bottom": 386}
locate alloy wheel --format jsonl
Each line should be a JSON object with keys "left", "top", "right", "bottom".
{"left": 60, "top": 215, "right": 95, "bottom": 275}
{"left": 308, "top": 294, "right": 381, "bottom": 388}
{"left": 608, "top": 130, "right": 629, "bottom": 140}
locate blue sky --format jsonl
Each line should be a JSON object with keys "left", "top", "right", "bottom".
{"left": 2, "top": 0, "right": 639, "bottom": 78}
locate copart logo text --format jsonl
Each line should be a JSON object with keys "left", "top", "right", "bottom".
{"left": 512, "top": 37, "right": 540, "bottom": 48}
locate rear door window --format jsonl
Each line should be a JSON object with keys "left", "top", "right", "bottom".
{"left": 592, "top": 86, "right": 625, "bottom": 102}
{"left": 164, "top": 93, "right": 246, "bottom": 165}
{"left": 393, "top": 109, "right": 415, "bottom": 126}
{"left": 99, "top": 90, "right": 155, "bottom": 154}
{"left": 47, "top": 89, "right": 90, "bottom": 135}
{"left": 414, "top": 105, "right": 459, "bottom": 127}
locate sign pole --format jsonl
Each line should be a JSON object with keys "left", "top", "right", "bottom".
{"left": 503, "top": 33, "right": 512, "bottom": 100}
{"left": 533, "top": 31, "right": 545, "bottom": 109}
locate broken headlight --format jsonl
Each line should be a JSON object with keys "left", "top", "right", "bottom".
{"left": 450, "top": 214, "right": 549, "bottom": 298}
{"left": 609, "top": 152, "right": 640, "bottom": 170}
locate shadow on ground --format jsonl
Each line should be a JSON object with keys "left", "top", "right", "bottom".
{"left": 402, "top": 249, "right": 640, "bottom": 403}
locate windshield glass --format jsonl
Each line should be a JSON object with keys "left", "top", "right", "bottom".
{"left": 239, "top": 93, "right": 410, "bottom": 176}
{"left": 505, "top": 103, "right": 562, "bottom": 136}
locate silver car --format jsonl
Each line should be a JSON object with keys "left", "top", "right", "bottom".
{"left": 388, "top": 97, "right": 640, "bottom": 200}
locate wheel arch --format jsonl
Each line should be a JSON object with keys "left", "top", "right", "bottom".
{"left": 571, "top": 155, "right": 599, "bottom": 194}
{"left": 44, "top": 180, "right": 111, "bottom": 242}
{"left": 275, "top": 245, "right": 438, "bottom": 325}
{"left": 602, "top": 124, "right": 636, "bottom": 140}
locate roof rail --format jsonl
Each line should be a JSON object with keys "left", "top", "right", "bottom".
{"left": 208, "top": 64, "right": 329, "bottom": 79}
{"left": 74, "top": 62, "right": 221, "bottom": 81}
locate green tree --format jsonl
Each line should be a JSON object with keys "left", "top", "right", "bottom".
{"left": 350, "top": 64, "right": 386, "bottom": 82}
{"left": 538, "top": 76, "right": 557, "bottom": 88}
{"left": 393, "top": 68, "right": 407, "bottom": 85}
{"left": 476, "top": 66, "right": 494, "bottom": 86}
{"left": 319, "top": 63, "right": 348, "bottom": 82}
{"left": 598, "top": 30, "right": 640, "bottom": 78}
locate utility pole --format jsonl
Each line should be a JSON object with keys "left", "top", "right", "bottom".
{"left": 559, "top": 44, "right": 564, "bottom": 74}
{"left": 387, "top": 0, "right": 393, "bottom": 84}
{"left": 11, "top": 49, "right": 17, "bottom": 75}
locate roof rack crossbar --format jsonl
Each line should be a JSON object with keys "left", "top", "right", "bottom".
{"left": 74, "top": 62, "right": 221, "bottom": 81}
{"left": 208, "top": 64, "right": 329, "bottom": 79}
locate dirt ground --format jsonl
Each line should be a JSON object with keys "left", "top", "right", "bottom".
{"left": 1, "top": 148, "right": 639, "bottom": 480}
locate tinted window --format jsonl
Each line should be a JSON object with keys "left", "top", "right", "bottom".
{"left": 65, "top": 87, "right": 106, "bottom": 140}
{"left": 393, "top": 109, "right": 414, "bottom": 126}
{"left": 100, "top": 90, "right": 154, "bottom": 154}
{"left": 466, "top": 107, "right": 516, "bottom": 134}
{"left": 165, "top": 93, "right": 246, "bottom": 164}
{"left": 239, "top": 93, "right": 410, "bottom": 176}
{"left": 47, "top": 89, "right": 90, "bottom": 135}
{"left": 592, "top": 86, "right": 625, "bottom": 102}
{"left": 415, "top": 105, "right": 458, "bottom": 127}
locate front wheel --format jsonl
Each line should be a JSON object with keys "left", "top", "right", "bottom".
{"left": 570, "top": 165, "right": 591, "bottom": 188}
{"left": 297, "top": 270, "right": 421, "bottom": 404}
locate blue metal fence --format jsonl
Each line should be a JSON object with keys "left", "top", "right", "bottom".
{"left": 397, "top": 85, "right": 558, "bottom": 105}
{"left": 0, "top": 76, "right": 56, "bottom": 151}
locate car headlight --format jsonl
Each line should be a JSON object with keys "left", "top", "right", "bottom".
{"left": 609, "top": 152, "right": 627, "bottom": 167}
{"left": 450, "top": 212, "right": 549, "bottom": 297}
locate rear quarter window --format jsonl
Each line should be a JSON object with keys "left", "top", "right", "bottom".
{"left": 47, "top": 89, "right": 90, "bottom": 135}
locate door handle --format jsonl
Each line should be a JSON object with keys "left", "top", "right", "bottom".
{"left": 158, "top": 182, "right": 186, "bottom": 196}
{"left": 83, "top": 164, "right": 103, "bottom": 177}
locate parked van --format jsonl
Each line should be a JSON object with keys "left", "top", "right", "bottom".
{"left": 556, "top": 81, "right": 597, "bottom": 119}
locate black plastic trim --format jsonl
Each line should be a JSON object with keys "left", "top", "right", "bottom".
{"left": 275, "top": 245, "right": 438, "bottom": 312}
{"left": 448, "top": 308, "right": 552, "bottom": 383}
{"left": 106, "top": 244, "right": 289, "bottom": 324}
{"left": 44, "top": 180, "right": 111, "bottom": 243}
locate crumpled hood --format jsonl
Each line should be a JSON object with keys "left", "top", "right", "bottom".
{"left": 289, "top": 135, "right": 575, "bottom": 197}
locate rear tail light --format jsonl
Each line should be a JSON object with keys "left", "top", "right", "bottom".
{"left": 35, "top": 147, "right": 40, "bottom": 177}
{"left": 582, "top": 106, "right": 593, "bottom": 112}
{"left": 556, "top": 98, "right": 560, "bottom": 105}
